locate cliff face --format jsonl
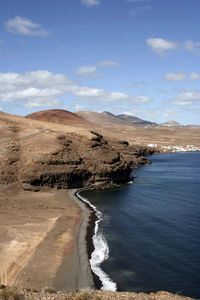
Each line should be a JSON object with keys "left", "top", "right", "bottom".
{"left": 22, "top": 132, "right": 133, "bottom": 189}
{"left": 0, "top": 112, "right": 154, "bottom": 190}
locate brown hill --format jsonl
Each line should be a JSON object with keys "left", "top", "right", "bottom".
{"left": 26, "top": 109, "right": 90, "bottom": 127}
{"left": 77, "top": 111, "right": 156, "bottom": 126}
{"left": 76, "top": 110, "right": 124, "bottom": 126}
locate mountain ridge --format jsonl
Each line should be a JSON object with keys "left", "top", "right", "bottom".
{"left": 76, "top": 110, "right": 157, "bottom": 127}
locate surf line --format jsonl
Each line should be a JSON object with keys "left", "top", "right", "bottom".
{"left": 77, "top": 191, "right": 117, "bottom": 291}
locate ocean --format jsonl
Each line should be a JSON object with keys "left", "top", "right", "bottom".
{"left": 79, "top": 152, "right": 200, "bottom": 299}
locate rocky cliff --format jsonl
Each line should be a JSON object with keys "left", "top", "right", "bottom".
{"left": 0, "top": 112, "right": 155, "bottom": 190}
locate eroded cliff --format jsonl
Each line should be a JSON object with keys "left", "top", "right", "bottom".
{"left": 0, "top": 112, "right": 154, "bottom": 190}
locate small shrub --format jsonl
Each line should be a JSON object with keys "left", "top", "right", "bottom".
{"left": 57, "top": 134, "right": 66, "bottom": 140}
{"left": 75, "top": 292, "right": 91, "bottom": 300}
{"left": 43, "top": 287, "right": 56, "bottom": 294}
{"left": 0, "top": 287, "right": 24, "bottom": 300}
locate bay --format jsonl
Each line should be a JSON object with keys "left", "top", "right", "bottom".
{"left": 81, "top": 152, "right": 200, "bottom": 298}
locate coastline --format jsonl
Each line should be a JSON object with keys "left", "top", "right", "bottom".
{"left": 76, "top": 189, "right": 118, "bottom": 291}
{"left": 74, "top": 189, "right": 103, "bottom": 290}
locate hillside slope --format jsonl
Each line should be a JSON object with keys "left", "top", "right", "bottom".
{"left": 0, "top": 111, "right": 152, "bottom": 190}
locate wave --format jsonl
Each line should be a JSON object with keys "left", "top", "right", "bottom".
{"left": 77, "top": 191, "right": 117, "bottom": 291}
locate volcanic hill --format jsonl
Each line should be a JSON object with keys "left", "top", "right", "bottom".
{"left": 26, "top": 109, "right": 90, "bottom": 127}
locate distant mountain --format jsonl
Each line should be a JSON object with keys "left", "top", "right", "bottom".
{"left": 76, "top": 111, "right": 157, "bottom": 127}
{"left": 76, "top": 111, "right": 125, "bottom": 125}
{"left": 117, "top": 114, "right": 157, "bottom": 126}
{"left": 26, "top": 109, "right": 90, "bottom": 126}
{"left": 160, "top": 120, "right": 182, "bottom": 127}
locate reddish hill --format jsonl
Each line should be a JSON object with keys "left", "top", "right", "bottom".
{"left": 26, "top": 109, "right": 90, "bottom": 126}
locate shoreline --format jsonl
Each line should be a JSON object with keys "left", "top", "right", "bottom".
{"left": 75, "top": 189, "right": 118, "bottom": 291}
{"left": 74, "top": 189, "right": 103, "bottom": 290}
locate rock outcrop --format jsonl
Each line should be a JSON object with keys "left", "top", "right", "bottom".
{"left": 0, "top": 112, "right": 155, "bottom": 190}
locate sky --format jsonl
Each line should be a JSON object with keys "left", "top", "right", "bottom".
{"left": 0, "top": 0, "right": 200, "bottom": 125}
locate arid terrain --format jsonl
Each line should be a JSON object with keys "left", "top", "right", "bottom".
{"left": 0, "top": 109, "right": 199, "bottom": 298}
{"left": 0, "top": 110, "right": 152, "bottom": 292}
{"left": 76, "top": 111, "right": 200, "bottom": 148}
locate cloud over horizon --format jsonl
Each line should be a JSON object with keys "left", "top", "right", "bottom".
{"left": 0, "top": 70, "right": 150, "bottom": 109}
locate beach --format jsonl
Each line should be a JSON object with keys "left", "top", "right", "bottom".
{"left": 0, "top": 185, "right": 94, "bottom": 291}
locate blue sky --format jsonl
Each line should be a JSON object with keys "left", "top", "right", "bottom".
{"left": 0, "top": 0, "right": 200, "bottom": 125}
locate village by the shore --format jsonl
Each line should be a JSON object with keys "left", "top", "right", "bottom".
{"left": 148, "top": 144, "right": 200, "bottom": 153}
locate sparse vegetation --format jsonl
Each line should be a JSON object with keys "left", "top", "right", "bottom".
{"left": 42, "top": 287, "right": 56, "bottom": 294}
{"left": 75, "top": 292, "right": 91, "bottom": 300}
{"left": 74, "top": 292, "right": 102, "bottom": 300}
{"left": 0, "top": 287, "right": 24, "bottom": 300}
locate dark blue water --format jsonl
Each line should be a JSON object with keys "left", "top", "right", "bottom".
{"left": 81, "top": 152, "right": 200, "bottom": 298}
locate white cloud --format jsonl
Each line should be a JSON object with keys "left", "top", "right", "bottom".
{"left": 172, "top": 89, "right": 200, "bottom": 106}
{"left": 190, "top": 72, "right": 200, "bottom": 80}
{"left": 81, "top": 0, "right": 100, "bottom": 7}
{"left": 147, "top": 37, "right": 200, "bottom": 56}
{"left": 132, "top": 96, "right": 151, "bottom": 103}
{"left": 5, "top": 16, "right": 50, "bottom": 37}
{"left": 73, "top": 86, "right": 104, "bottom": 98}
{"left": 184, "top": 40, "right": 200, "bottom": 54}
{"left": 0, "top": 70, "right": 150, "bottom": 109}
{"left": 77, "top": 65, "right": 97, "bottom": 76}
{"left": 0, "top": 70, "right": 73, "bottom": 108}
{"left": 77, "top": 60, "right": 118, "bottom": 76}
{"left": 97, "top": 61, "right": 118, "bottom": 67}
{"left": 74, "top": 104, "right": 84, "bottom": 111}
{"left": 165, "top": 71, "right": 186, "bottom": 82}
{"left": 147, "top": 38, "right": 177, "bottom": 55}
{"left": 72, "top": 87, "right": 129, "bottom": 102}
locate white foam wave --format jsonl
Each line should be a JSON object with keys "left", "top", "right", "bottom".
{"left": 77, "top": 192, "right": 117, "bottom": 291}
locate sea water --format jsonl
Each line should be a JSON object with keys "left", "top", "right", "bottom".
{"left": 80, "top": 152, "right": 200, "bottom": 299}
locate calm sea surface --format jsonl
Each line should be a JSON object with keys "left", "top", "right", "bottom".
{"left": 81, "top": 152, "right": 200, "bottom": 298}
